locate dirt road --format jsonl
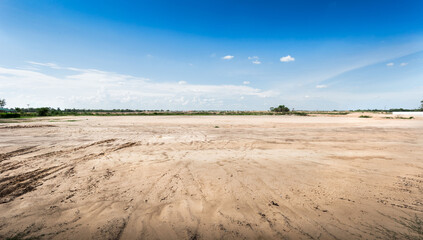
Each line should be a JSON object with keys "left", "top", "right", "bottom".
{"left": 0, "top": 114, "right": 422, "bottom": 239}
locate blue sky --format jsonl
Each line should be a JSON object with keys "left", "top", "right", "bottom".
{"left": 0, "top": 0, "right": 422, "bottom": 110}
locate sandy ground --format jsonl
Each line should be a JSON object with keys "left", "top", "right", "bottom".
{"left": 0, "top": 114, "right": 422, "bottom": 239}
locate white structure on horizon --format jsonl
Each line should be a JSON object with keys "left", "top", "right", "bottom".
{"left": 393, "top": 112, "right": 423, "bottom": 116}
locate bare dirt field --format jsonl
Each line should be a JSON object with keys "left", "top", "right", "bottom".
{"left": 0, "top": 114, "right": 422, "bottom": 239}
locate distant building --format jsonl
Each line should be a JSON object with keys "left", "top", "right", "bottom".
{"left": 0, "top": 108, "right": 15, "bottom": 113}
{"left": 393, "top": 112, "right": 423, "bottom": 116}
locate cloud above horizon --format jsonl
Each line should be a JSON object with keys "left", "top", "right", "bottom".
{"left": 0, "top": 62, "right": 278, "bottom": 109}
{"left": 280, "top": 55, "right": 295, "bottom": 62}
{"left": 248, "top": 56, "right": 261, "bottom": 64}
{"left": 222, "top": 55, "right": 234, "bottom": 60}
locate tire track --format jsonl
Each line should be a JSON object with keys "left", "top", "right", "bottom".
{"left": 0, "top": 165, "right": 67, "bottom": 203}
{"left": 0, "top": 146, "right": 38, "bottom": 163}
{"left": 0, "top": 140, "right": 140, "bottom": 204}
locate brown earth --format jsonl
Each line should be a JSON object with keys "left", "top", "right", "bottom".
{"left": 0, "top": 114, "right": 422, "bottom": 239}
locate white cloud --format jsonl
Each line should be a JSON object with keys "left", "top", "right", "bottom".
{"left": 248, "top": 56, "right": 261, "bottom": 64}
{"left": 316, "top": 84, "right": 328, "bottom": 89}
{"left": 280, "top": 55, "right": 295, "bottom": 62}
{"left": 0, "top": 62, "right": 278, "bottom": 109}
{"left": 243, "top": 81, "right": 250, "bottom": 85}
{"left": 386, "top": 62, "right": 394, "bottom": 67}
{"left": 400, "top": 62, "right": 408, "bottom": 67}
{"left": 27, "top": 61, "right": 62, "bottom": 69}
{"left": 222, "top": 55, "right": 234, "bottom": 60}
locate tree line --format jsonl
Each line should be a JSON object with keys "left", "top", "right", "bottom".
{"left": 1, "top": 97, "right": 423, "bottom": 118}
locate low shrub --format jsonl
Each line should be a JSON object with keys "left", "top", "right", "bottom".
{"left": 36, "top": 107, "right": 50, "bottom": 116}
{"left": 396, "top": 116, "right": 414, "bottom": 119}
{"left": 0, "top": 113, "right": 21, "bottom": 118}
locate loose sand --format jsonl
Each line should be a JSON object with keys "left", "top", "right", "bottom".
{"left": 0, "top": 114, "right": 422, "bottom": 239}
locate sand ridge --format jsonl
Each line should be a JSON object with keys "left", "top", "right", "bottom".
{"left": 0, "top": 115, "right": 422, "bottom": 239}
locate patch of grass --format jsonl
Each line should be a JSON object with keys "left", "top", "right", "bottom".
{"left": 214, "top": 126, "right": 219, "bottom": 128}
{"left": 359, "top": 115, "right": 372, "bottom": 118}
{"left": 0, "top": 113, "right": 21, "bottom": 118}
{"left": 48, "top": 119, "right": 79, "bottom": 122}
{"left": 290, "top": 111, "right": 308, "bottom": 116}
{"left": 395, "top": 116, "right": 414, "bottom": 119}
{"left": 383, "top": 117, "right": 394, "bottom": 119}
{"left": 312, "top": 111, "right": 349, "bottom": 115}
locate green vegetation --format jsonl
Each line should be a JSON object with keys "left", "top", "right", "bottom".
{"left": 396, "top": 116, "right": 414, "bottom": 120}
{"left": 1, "top": 107, "right": 309, "bottom": 117}
{"left": 268, "top": 105, "right": 308, "bottom": 115}
{"left": 311, "top": 111, "right": 349, "bottom": 115}
{"left": 0, "top": 98, "right": 5, "bottom": 108}
{"left": 36, "top": 107, "right": 50, "bottom": 116}
{"left": 1, "top": 99, "right": 421, "bottom": 119}
{"left": 270, "top": 105, "right": 290, "bottom": 113}
{"left": 0, "top": 113, "right": 21, "bottom": 118}
{"left": 3, "top": 106, "right": 423, "bottom": 118}
{"left": 383, "top": 116, "right": 414, "bottom": 120}
{"left": 352, "top": 108, "right": 420, "bottom": 113}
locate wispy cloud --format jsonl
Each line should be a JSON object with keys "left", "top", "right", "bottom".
{"left": 400, "top": 62, "right": 408, "bottom": 67}
{"left": 248, "top": 56, "right": 261, "bottom": 64}
{"left": 306, "top": 50, "right": 423, "bottom": 88}
{"left": 222, "top": 55, "right": 234, "bottom": 60}
{"left": 315, "top": 85, "right": 328, "bottom": 89}
{"left": 386, "top": 62, "right": 394, "bottom": 67}
{"left": 0, "top": 62, "right": 278, "bottom": 109}
{"left": 243, "top": 81, "right": 250, "bottom": 85}
{"left": 27, "top": 61, "right": 62, "bottom": 69}
{"left": 280, "top": 55, "right": 295, "bottom": 62}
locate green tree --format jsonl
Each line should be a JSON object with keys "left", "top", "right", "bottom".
{"left": 0, "top": 98, "right": 5, "bottom": 108}
{"left": 37, "top": 107, "right": 50, "bottom": 116}
{"left": 421, "top": 100, "right": 423, "bottom": 110}
{"left": 270, "top": 105, "right": 290, "bottom": 113}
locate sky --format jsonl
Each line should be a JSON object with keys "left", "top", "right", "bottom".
{"left": 0, "top": 0, "right": 422, "bottom": 110}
